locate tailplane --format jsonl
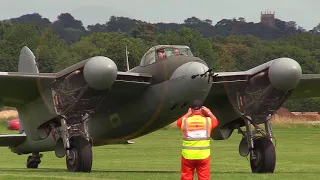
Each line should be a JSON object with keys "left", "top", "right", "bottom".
{"left": 18, "top": 46, "right": 39, "bottom": 73}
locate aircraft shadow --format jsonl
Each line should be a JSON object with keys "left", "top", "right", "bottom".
{"left": 1, "top": 168, "right": 179, "bottom": 174}
{"left": 2, "top": 168, "right": 320, "bottom": 174}
{"left": 213, "top": 171, "right": 320, "bottom": 174}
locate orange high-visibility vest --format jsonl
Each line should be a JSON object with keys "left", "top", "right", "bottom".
{"left": 180, "top": 115, "right": 212, "bottom": 160}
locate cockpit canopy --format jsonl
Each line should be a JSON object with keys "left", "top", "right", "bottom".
{"left": 140, "top": 45, "right": 194, "bottom": 66}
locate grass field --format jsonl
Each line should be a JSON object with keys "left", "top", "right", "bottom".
{"left": 0, "top": 121, "right": 320, "bottom": 180}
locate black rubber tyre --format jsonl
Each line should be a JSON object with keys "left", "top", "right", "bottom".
{"left": 250, "top": 136, "right": 276, "bottom": 173}
{"left": 26, "top": 156, "right": 40, "bottom": 168}
{"left": 66, "top": 136, "right": 92, "bottom": 172}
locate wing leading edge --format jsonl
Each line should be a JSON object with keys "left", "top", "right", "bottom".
{"left": 204, "top": 65, "right": 320, "bottom": 126}
{"left": 0, "top": 69, "right": 152, "bottom": 107}
{"left": 205, "top": 58, "right": 320, "bottom": 103}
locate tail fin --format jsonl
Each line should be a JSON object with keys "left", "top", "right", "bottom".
{"left": 17, "top": 46, "right": 38, "bottom": 134}
{"left": 126, "top": 46, "right": 130, "bottom": 71}
{"left": 18, "top": 46, "right": 39, "bottom": 73}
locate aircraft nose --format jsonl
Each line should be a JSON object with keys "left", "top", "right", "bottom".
{"left": 268, "top": 57, "right": 302, "bottom": 91}
{"left": 170, "top": 61, "right": 211, "bottom": 91}
{"left": 170, "top": 61, "right": 209, "bottom": 79}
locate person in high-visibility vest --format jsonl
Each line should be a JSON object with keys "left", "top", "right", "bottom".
{"left": 176, "top": 100, "right": 219, "bottom": 180}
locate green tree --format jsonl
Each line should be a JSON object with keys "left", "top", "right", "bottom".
{"left": 225, "top": 35, "right": 260, "bottom": 47}
{"left": 312, "top": 23, "right": 320, "bottom": 34}
{"left": 70, "top": 32, "right": 149, "bottom": 71}
{"left": 0, "top": 22, "right": 14, "bottom": 40}
{"left": 221, "top": 43, "right": 252, "bottom": 71}
{"left": 35, "top": 28, "right": 77, "bottom": 72}
{"left": 284, "top": 98, "right": 320, "bottom": 112}
{"left": 131, "top": 22, "right": 157, "bottom": 45}
{"left": 0, "top": 23, "right": 40, "bottom": 71}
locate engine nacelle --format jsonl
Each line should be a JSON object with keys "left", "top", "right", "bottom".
{"left": 268, "top": 57, "right": 302, "bottom": 91}
{"left": 83, "top": 56, "right": 118, "bottom": 90}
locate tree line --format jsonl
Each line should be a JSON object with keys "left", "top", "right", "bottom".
{"left": 1, "top": 12, "right": 320, "bottom": 111}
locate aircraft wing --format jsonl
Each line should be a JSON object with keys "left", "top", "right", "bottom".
{"left": 287, "top": 74, "right": 320, "bottom": 100}
{"left": 111, "top": 72, "right": 152, "bottom": 95}
{"left": 203, "top": 58, "right": 320, "bottom": 108}
{"left": 0, "top": 69, "right": 152, "bottom": 106}
{"left": 54, "top": 59, "right": 153, "bottom": 100}
{"left": 204, "top": 71, "right": 320, "bottom": 110}
{"left": 203, "top": 71, "right": 320, "bottom": 124}
{"left": 0, "top": 72, "right": 56, "bottom": 106}
{"left": 97, "top": 71, "right": 152, "bottom": 109}
{"left": 203, "top": 72, "right": 249, "bottom": 123}
{"left": 0, "top": 134, "right": 26, "bottom": 147}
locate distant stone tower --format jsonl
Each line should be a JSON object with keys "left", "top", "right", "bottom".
{"left": 260, "top": 11, "right": 275, "bottom": 27}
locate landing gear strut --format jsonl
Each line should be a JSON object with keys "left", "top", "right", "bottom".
{"left": 238, "top": 119, "right": 276, "bottom": 173}
{"left": 59, "top": 115, "right": 93, "bottom": 172}
{"left": 51, "top": 68, "right": 107, "bottom": 173}
{"left": 26, "top": 152, "right": 43, "bottom": 168}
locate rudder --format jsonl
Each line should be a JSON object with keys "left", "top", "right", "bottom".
{"left": 18, "top": 46, "right": 39, "bottom": 73}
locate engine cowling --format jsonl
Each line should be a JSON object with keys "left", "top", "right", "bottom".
{"left": 268, "top": 57, "right": 302, "bottom": 91}
{"left": 83, "top": 56, "right": 118, "bottom": 90}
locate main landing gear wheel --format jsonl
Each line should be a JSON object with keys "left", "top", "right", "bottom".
{"left": 26, "top": 153, "right": 43, "bottom": 169}
{"left": 250, "top": 136, "right": 276, "bottom": 173}
{"left": 66, "top": 136, "right": 92, "bottom": 172}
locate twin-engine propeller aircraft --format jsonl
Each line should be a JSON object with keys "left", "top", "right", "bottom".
{"left": 0, "top": 44, "right": 318, "bottom": 173}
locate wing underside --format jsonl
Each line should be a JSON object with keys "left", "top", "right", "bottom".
{"left": 0, "top": 134, "right": 26, "bottom": 147}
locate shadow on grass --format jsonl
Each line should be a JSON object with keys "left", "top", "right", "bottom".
{"left": 1, "top": 168, "right": 319, "bottom": 174}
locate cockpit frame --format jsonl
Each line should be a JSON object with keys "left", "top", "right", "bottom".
{"left": 140, "top": 45, "right": 193, "bottom": 67}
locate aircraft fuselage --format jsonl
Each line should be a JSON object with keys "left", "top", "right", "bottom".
{"left": 88, "top": 56, "right": 212, "bottom": 145}
{"left": 11, "top": 54, "right": 216, "bottom": 154}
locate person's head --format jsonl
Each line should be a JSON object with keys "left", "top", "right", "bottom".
{"left": 173, "top": 48, "right": 179, "bottom": 55}
{"left": 158, "top": 51, "right": 164, "bottom": 59}
{"left": 191, "top": 100, "right": 203, "bottom": 113}
{"left": 157, "top": 48, "right": 165, "bottom": 59}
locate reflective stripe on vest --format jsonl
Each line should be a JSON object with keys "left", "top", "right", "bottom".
{"left": 181, "top": 115, "right": 211, "bottom": 160}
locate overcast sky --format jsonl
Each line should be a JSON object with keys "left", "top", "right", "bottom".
{"left": 0, "top": 0, "right": 318, "bottom": 30}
